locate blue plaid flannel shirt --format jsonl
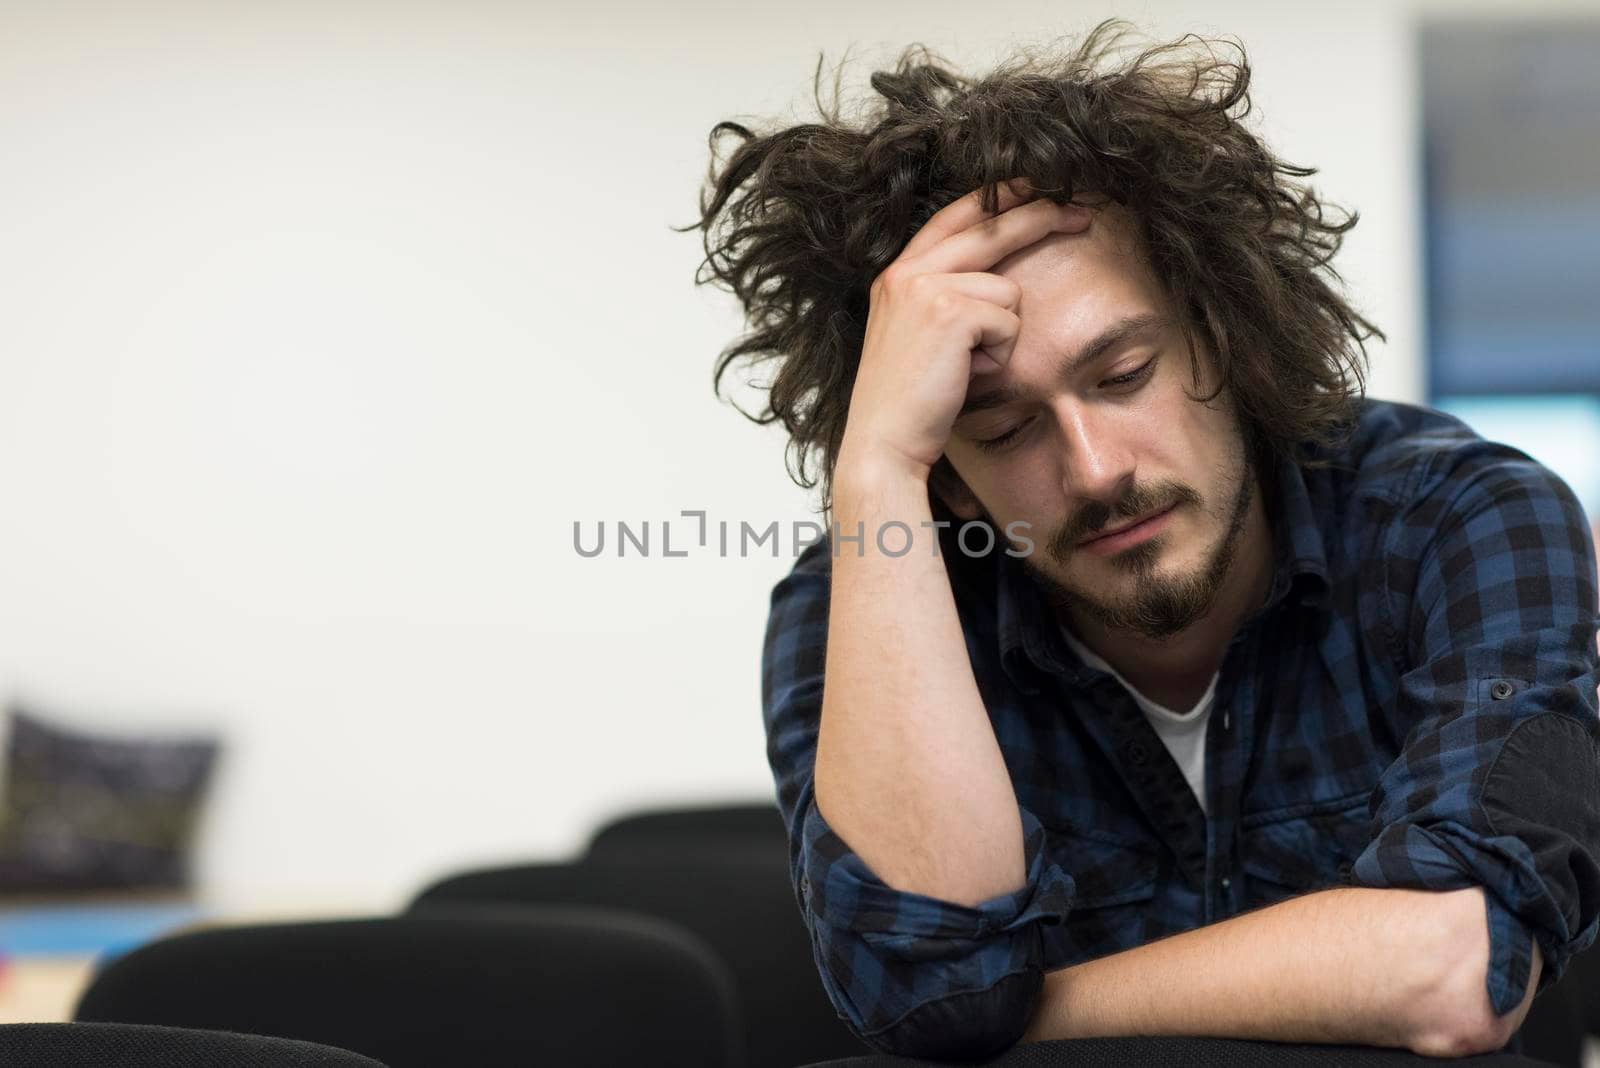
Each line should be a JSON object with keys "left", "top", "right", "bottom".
{"left": 761, "top": 397, "right": 1600, "bottom": 1059}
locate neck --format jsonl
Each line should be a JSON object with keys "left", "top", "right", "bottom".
{"left": 1059, "top": 472, "right": 1275, "bottom": 704}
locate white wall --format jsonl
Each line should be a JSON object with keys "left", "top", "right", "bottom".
{"left": 0, "top": 0, "right": 1582, "bottom": 911}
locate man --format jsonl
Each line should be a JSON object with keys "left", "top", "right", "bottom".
{"left": 692, "top": 21, "right": 1600, "bottom": 1060}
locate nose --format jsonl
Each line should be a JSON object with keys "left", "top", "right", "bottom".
{"left": 1052, "top": 399, "right": 1136, "bottom": 505}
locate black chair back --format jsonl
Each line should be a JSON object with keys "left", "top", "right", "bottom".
{"left": 1516, "top": 956, "right": 1586, "bottom": 1068}
{"left": 411, "top": 851, "right": 867, "bottom": 1066}
{"left": 584, "top": 801, "right": 787, "bottom": 861}
{"left": 75, "top": 908, "right": 740, "bottom": 1068}
{"left": 798, "top": 1035, "right": 1563, "bottom": 1067}
{"left": 581, "top": 804, "right": 1595, "bottom": 1068}
{"left": 0, "top": 1021, "right": 387, "bottom": 1066}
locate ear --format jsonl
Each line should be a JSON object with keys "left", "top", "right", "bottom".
{"left": 929, "top": 457, "right": 985, "bottom": 521}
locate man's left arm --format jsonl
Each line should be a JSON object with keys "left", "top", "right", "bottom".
{"left": 1349, "top": 443, "right": 1600, "bottom": 1018}
{"left": 1021, "top": 883, "right": 1540, "bottom": 1056}
{"left": 1025, "top": 443, "right": 1599, "bottom": 1054}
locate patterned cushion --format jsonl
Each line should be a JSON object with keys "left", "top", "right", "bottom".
{"left": 0, "top": 707, "right": 220, "bottom": 893}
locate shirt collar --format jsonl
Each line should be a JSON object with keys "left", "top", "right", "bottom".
{"left": 994, "top": 449, "right": 1331, "bottom": 695}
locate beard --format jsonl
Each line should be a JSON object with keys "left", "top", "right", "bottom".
{"left": 1015, "top": 434, "right": 1258, "bottom": 641}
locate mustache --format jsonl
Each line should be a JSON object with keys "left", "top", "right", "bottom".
{"left": 1047, "top": 481, "right": 1200, "bottom": 559}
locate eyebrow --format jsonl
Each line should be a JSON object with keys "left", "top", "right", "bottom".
{"left": 956, "top": 312, "right": 1172, "bottom": 421}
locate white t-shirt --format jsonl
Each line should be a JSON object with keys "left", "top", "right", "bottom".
{"left": 1059, "top": 626, "right": 1218, "bottom": 816}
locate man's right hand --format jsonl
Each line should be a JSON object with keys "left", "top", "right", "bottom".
{"left": 837, "top": 178, "right": 1093, "bottom": 483}
{"left": 813, "top": 187, "right": 1088, "bottom": 916}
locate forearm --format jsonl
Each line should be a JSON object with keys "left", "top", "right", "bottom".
{"left": 1021, "top": 885, "right": 1540, "bottom": 1056}
{"left": 813, "top": 448, "right": 1024, "bottom": 908}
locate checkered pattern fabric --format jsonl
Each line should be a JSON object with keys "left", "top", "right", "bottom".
{"left": 761, "top": 398, "right": 1600, "bottom": 1058}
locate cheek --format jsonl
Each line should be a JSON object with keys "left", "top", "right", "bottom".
{"left": 985, "top": 452, "right": 1066, "bottom": 529}
{"left": 1152, "top": 389, "right": 1232, "bottom": 470}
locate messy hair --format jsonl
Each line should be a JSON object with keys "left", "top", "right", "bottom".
{"left": 683, "top": 19, "right": 1380, "bottom": 515}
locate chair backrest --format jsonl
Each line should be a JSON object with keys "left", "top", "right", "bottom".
{"left": 584, "top": 801, "right": 788, "bottom": 861}
{"left": 797, "top": 1035, "right": 1563, "bottom": 1067}
{"left": 410, "top": 853, "right": 868, "bottom": 1067}
{"left": 1579, "top": 942, "right": 1600, "bottom": 1036}
{"left": 1514, "top": 952, "right": 1585, "bottom": 1067}
{"left": 75, "top": 907, "right": 740, "bottom": 1068}
{"left": 578, "top": 803, "right": 1597, "bottom": 1066}
{"left": 0, "top": 1021, "right": 388, "bottom": 1067}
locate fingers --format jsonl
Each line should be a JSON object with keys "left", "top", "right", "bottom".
{"left": 927, "top": 271, "right": 1022, "bottom": 311}
{"left": 956, "top": 295, "right": 1022, "bottom": 374}
{"left": 898, "top": 177, "right": 1037, "bottom": 260}
{"left": 970, "top": 350, "right": 1004, "bottom": 374}
{"left": 916, "top": 195, "right": 1092, "bottom": 279}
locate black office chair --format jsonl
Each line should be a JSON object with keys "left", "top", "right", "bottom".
{"left": 1580, "top": 942, "right": 1600, "bottom": 1037}
{"left": 573, "top": 802, "right": 1595, "bottom": 1068}
{"left": 75, "top": 907, "right": 740, "bottom": 1068}
{"left": 0, "top": 1021, "right": 388, "bottom": 1066}
{"left": 797, "top": 1036, "right": 1563, "bottom": 1067}
{"left": 1516, "top": 950, "right": 1588, "bottom": 1068}
{"left": 584, "top": 801, "right": 788, "bottom": 861}
{"left": 410, "top": 850, "right": 867, "bottom": 1067}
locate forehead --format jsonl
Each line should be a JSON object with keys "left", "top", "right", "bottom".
{"left": 991, "top": 202, "right": 1166, "bottom": 324}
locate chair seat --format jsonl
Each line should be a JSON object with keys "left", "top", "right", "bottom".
{"left": 0, "top": 1021, "right": 389, "bottom": 1067}
{"left": 798, "top": 1035, "right": 1563, "bottom": 1067}
{"left": 75, "top": 908, "right": 740, "bottom": 1068}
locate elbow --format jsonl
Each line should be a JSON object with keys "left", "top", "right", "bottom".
{"left": 1408, "top": 1003, "right": 1514, "bottom": 1059}
{"left": 1404, "top": 890, "right": 1531, "bottom": 1058}
{"left": 1408, "top": 997, "right": 1520, "bottom": 1059}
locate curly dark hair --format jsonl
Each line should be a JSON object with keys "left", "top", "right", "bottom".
{"left": 680, "top": 19, "right": 1381, "bottom": 516}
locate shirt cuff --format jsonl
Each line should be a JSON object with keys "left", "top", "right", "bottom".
{"left": 801, "top": 800, "right": 1073, "bottom": 945}
{"left": 797, "top": 798, "right": 1073, "bottom": 1054}
{"left": 1350, "top": 820, "right": 1541, "bottom": 1015}
{"left": 1481, "top": 892, "right": 1535, "bottom": 1016}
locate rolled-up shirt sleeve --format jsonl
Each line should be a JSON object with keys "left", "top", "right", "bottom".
{"left": 1354, "top": 444, "right": 1600, "bottom": 1015}
{"left": 761, "top": 542, "right": 1073, "bottom": 1059}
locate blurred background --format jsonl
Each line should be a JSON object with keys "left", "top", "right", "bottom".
{"left": 0, "top": 0, "right": 1595, "bottom": 1028}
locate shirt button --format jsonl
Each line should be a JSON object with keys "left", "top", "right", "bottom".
{"left": 1490, "top": 680, "right": 1515, "bottom": 700}
{"left": 1220, "top": 877, "right": 1231, "bottom": 891}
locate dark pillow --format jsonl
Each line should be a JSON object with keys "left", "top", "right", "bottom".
{"left": 0, "top": 706, "right": 221, "bottom": 894}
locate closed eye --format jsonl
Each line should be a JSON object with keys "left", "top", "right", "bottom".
{"left": 973, "top": 417, "right": 1033, "bottom": 453}
{"left": 1104, "top": 357, "right": 1157, "bottom": 389}
{"left": 971, "top": 357, "right": 1157, "bottom": 453}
